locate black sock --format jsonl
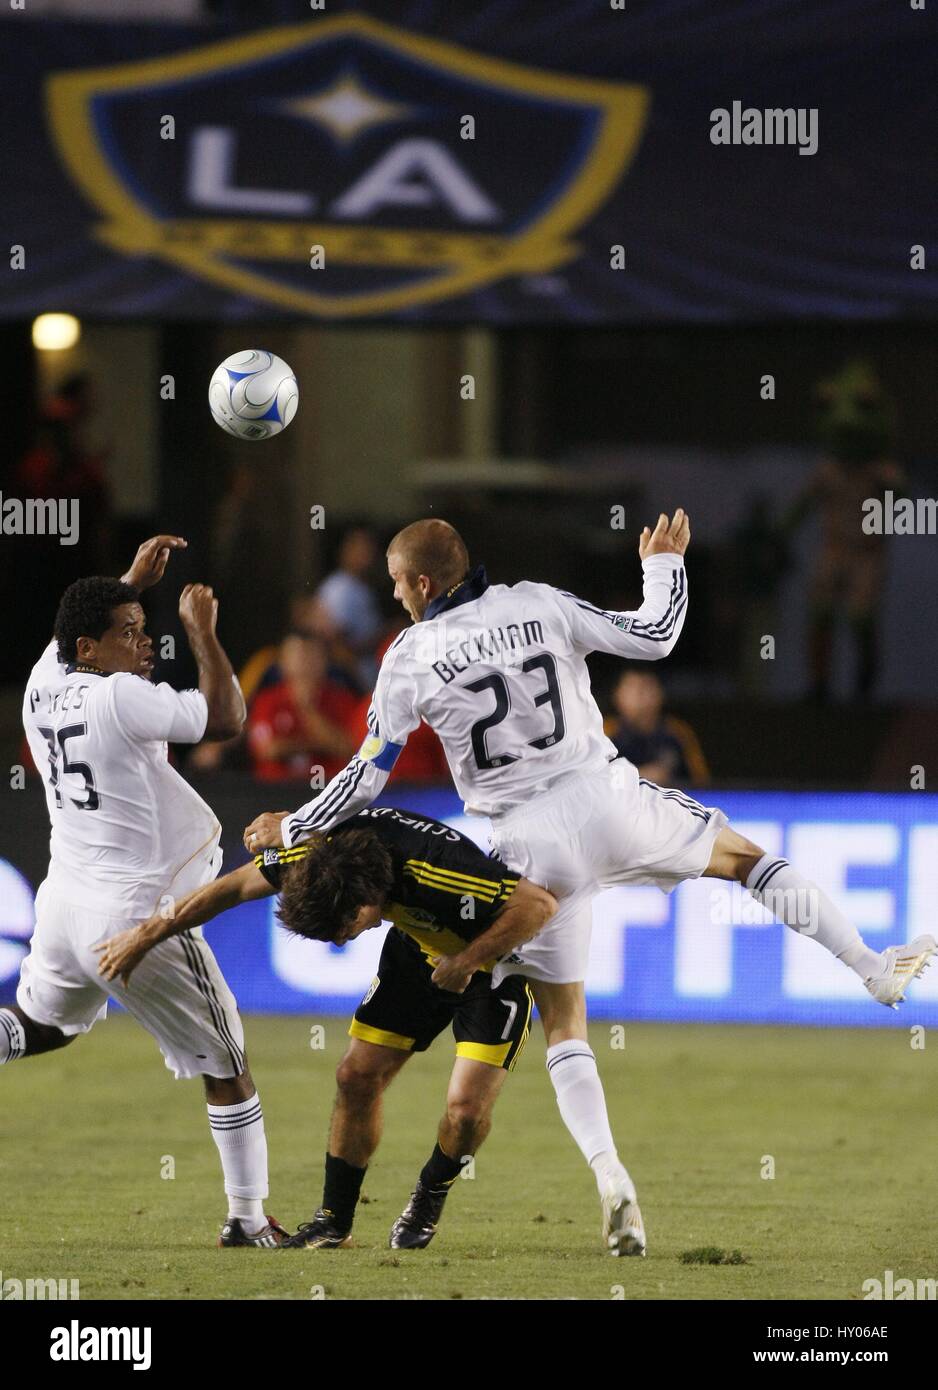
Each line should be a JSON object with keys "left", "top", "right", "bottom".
{"left": 419, "top": 1142, "right": 463, "bottom": 1191}
{"left": 322, "top": 1152, "right": 366, "bottom": 1231}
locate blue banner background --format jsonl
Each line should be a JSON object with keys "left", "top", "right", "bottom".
{"left": 189, "top": 786, "right": 938, "bottom": 1027}
{"left": 6, "top": 787, "right": 935, "bottom": 1028}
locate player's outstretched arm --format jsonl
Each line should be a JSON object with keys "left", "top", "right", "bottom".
{"left": 94, "top": 861, "right": 273, "bottom": 986}
{"left": 243, "top": 750, "right": 394, "bottom": 850}
{"left": 120, "top": 534, "right": 187, "bottom": 590}
{"left": 556, "top": 508, "right": 691, "bottom": 663}
{"left": 34, "top": 534, "right": 188, "bottom": 671}
{"left": 430, "top": 879, "right": 557, "bottom": 993}
{"left": 638, "top": 508, "right": 690, "bottom": 563}
{"left": 178, "top": 583, "right": 246, "bottom": 741}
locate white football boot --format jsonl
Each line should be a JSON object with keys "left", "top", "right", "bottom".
{"left": 864, "top": 934, "right": 937, "bottom": 1008}
{"left": 600, "top": 1178, "right": 646, "bottom": 1257}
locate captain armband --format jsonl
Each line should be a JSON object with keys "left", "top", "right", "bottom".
{"left": 357, "top": 733, "right": 404, "bottom": 772}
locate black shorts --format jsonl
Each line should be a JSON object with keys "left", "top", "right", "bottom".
{"left": 349, "top": 928, "right": 533, "bottom": 1072}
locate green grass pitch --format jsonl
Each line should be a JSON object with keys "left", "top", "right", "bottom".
{"left": 3, "top": 1015, "right": 935, "bottom": 1301}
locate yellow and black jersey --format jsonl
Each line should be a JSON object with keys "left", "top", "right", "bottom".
{"left": 254, "top": 805, "right": 520, "bottom": 967}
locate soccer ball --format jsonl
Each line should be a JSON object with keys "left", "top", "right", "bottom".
{"left": 208, "top": 349, "right": 298, "bottom": 441}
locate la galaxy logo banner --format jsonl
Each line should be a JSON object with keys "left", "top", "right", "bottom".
{"left": 45, "top": 15, "right": 649, "bottom": 318}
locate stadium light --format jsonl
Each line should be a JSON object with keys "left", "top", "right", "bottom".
{"left": 32, "top": 313, "right": 81, "bottom": 351}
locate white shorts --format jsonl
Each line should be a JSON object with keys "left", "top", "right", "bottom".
{"left": 16, "top": 881, "right": 245, "bottom": 1080}
{"left": 490, "top": 761, "right": 727, "bottom": 985}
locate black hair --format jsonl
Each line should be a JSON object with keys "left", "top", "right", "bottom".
{"left": 53, "top": 576, "right": 140, "bottom": 665}
{"left": 276, "top": 830, "right": 395, "bottom": 944}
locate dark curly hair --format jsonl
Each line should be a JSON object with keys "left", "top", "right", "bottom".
{"left": 276, "top": 829, "right": 395, "bottom": 944}
{"left": 53, "top": 576, "right": 140, "bottom": 665}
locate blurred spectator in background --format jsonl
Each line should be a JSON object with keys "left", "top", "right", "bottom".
{"left": 786, "top": 360, "right": 903, "bottom": 702}
{"left": 606, "top": 669, "right": 709, "bottom": 787}
{"left": 237, "top": 589, "right": 365, "bottom": 708}
{"left": 314, "top": 525, "right": 383, "bottom": 689}
{"left": 247, "top": 630, "right": 358, "bottom": 783}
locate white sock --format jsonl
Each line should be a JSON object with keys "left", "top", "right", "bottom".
{"left": 545, "top": 1042, "right": 634, "bottom": 1197}
{"left": 746, "top": 855, "right": 881, "bottom": 978}
{"left": 228, "top": 1195, "right": 267, "bottom": 1228}
{"left": 0, "top": 1009, "right": 26, "bottom": 1064}
{"left": 207, "top": 1093, "right": 269, "bottom": 1231}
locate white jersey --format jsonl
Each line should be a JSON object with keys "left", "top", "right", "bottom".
{"left": 282, "top": 553, "right": 686, "bottom": 846}
{"left": 23, "top": 641, "right": 220, "bottom": 918}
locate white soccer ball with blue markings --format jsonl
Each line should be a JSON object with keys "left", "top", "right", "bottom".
{"left": 208, "top": 349, "right": 298, "bottom": 441}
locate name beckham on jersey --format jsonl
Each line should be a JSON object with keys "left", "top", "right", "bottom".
{"left": 424, "top": 618, "right": 546, "bottom": 685}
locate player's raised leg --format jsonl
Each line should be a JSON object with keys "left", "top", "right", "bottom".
{"left": 596, "top": 773, "right": 934, "bottom": 1012}
{"left": 703, "top": 826, "right": 937, "bottom": 1008}
{"left": 287, "top": 1038, "right": 411, "bottom": 1249}
{"left": 0, "top": 1004, "right": 74, "bottom": 1063}
{"left": 531, "top": 978, "right": 645, "bottom": 1258}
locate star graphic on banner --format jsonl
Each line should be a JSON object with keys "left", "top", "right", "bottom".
{"left": 281, "top": 73, "right": 413, "bottom": 144}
